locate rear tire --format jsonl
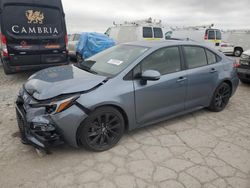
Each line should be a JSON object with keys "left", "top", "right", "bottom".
{"left": 78, "top": 107, "right": 125, "bottom": 151}
{"left": 208, "top": 82, "right": 232, "bottom": 112}
{"left": 2, "top": 59, "right": 14, "bottom": 75}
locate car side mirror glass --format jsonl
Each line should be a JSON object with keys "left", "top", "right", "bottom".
{"left": 140, "top": 70, "right": 161, "bottom": 84}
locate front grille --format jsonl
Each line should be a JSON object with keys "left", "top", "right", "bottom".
{"left": 16, "top": 108, "right": 26, "bottom": 134}
{"left": 241, "top": 54, "right": 250, "bottom": 59}
{"left": 240, "top": 60, "right": 250, "bottom": 67}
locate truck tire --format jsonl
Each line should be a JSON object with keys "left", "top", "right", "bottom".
{"left": 234, "top": 47, "right": 243, "bottom": 57}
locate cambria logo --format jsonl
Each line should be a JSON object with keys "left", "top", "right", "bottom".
{"left": 26, "top": 10, "right": 44, "bottom": 24}
{"left": 11, "top": 10, "right": 59, "bottom": 35}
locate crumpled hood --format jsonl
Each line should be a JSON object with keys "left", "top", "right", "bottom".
{"left": 24, "top": 65, "right": 107, "bottom": 100}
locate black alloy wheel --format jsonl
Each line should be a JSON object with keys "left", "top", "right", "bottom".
{"left": 79, "top": 107, "right": 124, "bottom": 151}
{"left": 208, "top": 82, "right": 231, "bottom": 112}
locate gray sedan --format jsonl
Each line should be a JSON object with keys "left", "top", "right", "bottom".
{"left": 16, "top": 40, "right": 239, "bottom": 152}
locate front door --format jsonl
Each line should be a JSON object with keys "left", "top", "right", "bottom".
{"left": 133, "top": 46, "right": 187, "bottom": 124}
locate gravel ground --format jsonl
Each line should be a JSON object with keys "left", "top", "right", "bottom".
{"left": 0, "top": 63, "right": 250, "bottom": 188}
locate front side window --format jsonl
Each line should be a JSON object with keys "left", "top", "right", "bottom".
{"left": 141, "top": 47, "right": 181, "bottom": 75}
{"left": 184, "top": 46, "right": 207, "bottom": 69}
{"left": 153, "top": 27, "right": 163, "bottom": 38}
{"left": 143, "top": 27, "right": 153, "bottom": 38}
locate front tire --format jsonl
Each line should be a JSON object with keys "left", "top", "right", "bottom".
{"left": 78, "top": 107, "right": 125, "bottom": 151}
{"left": 208, "top": 82, "right": 232, "bottom": 112}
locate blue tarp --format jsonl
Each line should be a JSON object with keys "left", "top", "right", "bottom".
{"left": 76, "top": 32, "right": 115, "bottom": 59}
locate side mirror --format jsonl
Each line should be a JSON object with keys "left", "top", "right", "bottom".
{"left": 140, "top": 70, "right": 161, "bottom": 84}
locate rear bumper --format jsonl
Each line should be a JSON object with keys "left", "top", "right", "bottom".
{"left": 68, "top": 51, "right": 76, "bottom": 58}
{"left": 237, "top": 67, "right": 250, "bottom": 81}
{"left": 4, "top": 59, "right": 69, "bottom": 72}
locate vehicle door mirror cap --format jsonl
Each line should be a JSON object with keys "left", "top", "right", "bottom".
{"left": 141, "top": 70, "right": 161, "bottom": 81}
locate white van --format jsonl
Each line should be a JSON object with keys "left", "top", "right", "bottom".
{"left": 170, "top": 25, "right": 222, "bottom": 49}
{"left": 222, "top": 30, "right": 250, "bottom": 57}
{"left": 105, "top": 18, "right": 167, "bottom": 44}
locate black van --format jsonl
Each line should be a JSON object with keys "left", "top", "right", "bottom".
{"left": 0, "top": 0, "right": 68, "bottom": 74}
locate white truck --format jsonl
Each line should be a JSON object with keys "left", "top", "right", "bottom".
{"left": 222, "top": 30, "right": 250, "bottom": 57}
{"left": 170, "top": 24, "right": 223, "bottom": 49}
{"left": 105, "top": 18, "right": 168, "bottom": 44}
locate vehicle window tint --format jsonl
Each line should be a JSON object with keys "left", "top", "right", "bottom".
{"left": 206, "top": 50, "right": 217, "bottom": 64}
{"left": 184, "top": 46, "right": 207, "bottom": 69}
{"left": 215, "top": 30, "right": 222, "bottom": 40}
{"left": 208, "top": 30, "right": 215, "bottom": 40}
{"left": 143, "top": 27, "right": 153, "bottom": 38}
{"left": 141, "top": 47, "right": 181, "bottom": 75}
{"left": 153, "top": 27, "right": 163, "bottom": 38}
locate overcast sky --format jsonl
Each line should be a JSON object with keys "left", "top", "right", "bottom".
{"left": 62, "top": 0, "right": 250, "bottom": 34}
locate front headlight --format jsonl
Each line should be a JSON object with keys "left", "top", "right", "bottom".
{"left": 31, "top": 95, "right": 80, "bottom": 114}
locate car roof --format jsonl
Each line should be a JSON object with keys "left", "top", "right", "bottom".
{"left": 124, "top": 40, "right": 202, "bottom": 48}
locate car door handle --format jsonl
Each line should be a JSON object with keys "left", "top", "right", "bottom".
{"left": 177, "top": 77, "right": 187, "bottom": 82}
{"left": 210, "top": 68, "right": 217, "bottom": 73}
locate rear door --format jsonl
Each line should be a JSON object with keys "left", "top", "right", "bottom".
{"left": 205, "top": 29, "right": 222, "bottom": 48}
{"left": 2, "top": 4, "right": 66, "bottom": 66}
{"left": 183, "top": 46, "right": 221, "bottom": 109}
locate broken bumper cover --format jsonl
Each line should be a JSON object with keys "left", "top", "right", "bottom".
{"left": 15, "top": 90, "right": 89, "bottom": 151}
{"left": 16, "top": 99, "right": 63, "bottom": 152}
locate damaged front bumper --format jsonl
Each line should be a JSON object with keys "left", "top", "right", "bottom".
{"left": 16, "top": 96, "right": 63, "bottom": 153}
{"left": 15, "top": 88, "right": 89, "bottom": 153}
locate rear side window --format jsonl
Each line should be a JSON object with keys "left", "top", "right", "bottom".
{"left": 184, "top": 46, "right": 207, "bottom": 69}
{"left": 215, "top": 30, "right": 222, "bottom": 40}
{"left": 141, "top": 47, "right": 181, "bottom": 75}
{"left": 206, "top": 50, "right": 217, "bottom": 64}
{"left": 143, "top": 27, "right": 153, "bottom": 38}
{"left": 153, "top": 27, "right": 163, "bottom": 38}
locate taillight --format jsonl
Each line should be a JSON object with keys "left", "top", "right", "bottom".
{"left": 204, "top": 34, "right": 208, "bottom": 40}
{"left": 221, "top": 44, "right": 228, "bottom": 47}
{"left": 233, "top": 60, "right": 240, "bottom": 68}
{"left": 65, "top": 35, "right": 68, "bottom": 45}
{"left": 0, "top": 33, "right": 7, "bottom": 45}
{"left": 2, "top": 49, "right": 9, "bottom": 58}
{"left": 0, "top": 33, "right": 8, "bottom": 58}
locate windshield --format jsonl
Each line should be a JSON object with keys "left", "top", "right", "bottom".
{"left": 77, "top": 45, "right": 149, "bottom": 77}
